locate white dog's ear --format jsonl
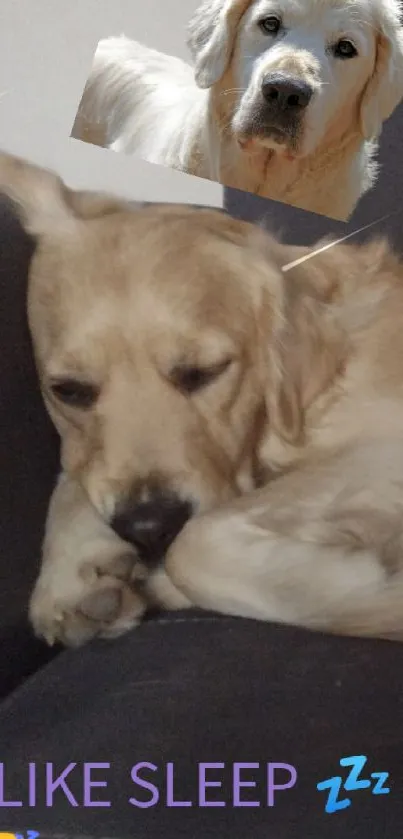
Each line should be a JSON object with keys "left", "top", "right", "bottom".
{"left": 187, "top": 0, "right": 250, "bottom": 88}
{"left": 360, "top": 1, "right": 403, "bottom": 139}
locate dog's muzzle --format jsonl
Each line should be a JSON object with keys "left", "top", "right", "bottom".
{"left": 111, "top": 485, "right": 193, "bottom": 568}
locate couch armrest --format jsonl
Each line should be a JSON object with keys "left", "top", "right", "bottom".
{"left": 0, "top": 197, "right": 61, "bottom": 694}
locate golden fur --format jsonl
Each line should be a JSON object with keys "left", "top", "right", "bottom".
{"left": 2, "top": 152, "right": 403, "bottom": 645}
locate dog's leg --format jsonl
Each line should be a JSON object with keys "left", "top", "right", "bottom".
{"left": 166, "top": 442, "right": 403, "bottom": 640}
{"left": 29, "top": 472, "right": 148, "bottom": 647}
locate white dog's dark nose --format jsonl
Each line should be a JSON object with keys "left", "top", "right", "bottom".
{"left": 261, "top": 74, "right": 313, "bottom": 111}
{"left": 112, "top": 489, "right": 193, "bottom": 567}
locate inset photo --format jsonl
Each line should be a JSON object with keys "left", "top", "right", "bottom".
{"left": 70, "top": 0, "right": 403, "bottom": 221}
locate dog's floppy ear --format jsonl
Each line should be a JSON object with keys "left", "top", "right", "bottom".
{"left": 254, "top": 239, "right": 347, "bottom": 459}
{"left": 0, "top": 151, "right": 127, "bottom": 236}
{"left": 360, "top": 0, "right": 403, "bottom": 139}
{"left": 187, "top": 0, "right": 251, "bottom": 88}
{"left": 0, "top": 152, "right": 77, "bottom": 237}
{"left": 264, "top": 288, "right": 342, "bottom": 446}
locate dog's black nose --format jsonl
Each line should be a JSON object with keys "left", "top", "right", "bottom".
{"left": 111, "top": 490, "right": 193, "bottom": 566}
{"left": 261, "top": 75, "right": 313, "bottom": 110}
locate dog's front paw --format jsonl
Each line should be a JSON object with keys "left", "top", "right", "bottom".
{"left": 29, "top": 550, "right": 147, "bottom": 647}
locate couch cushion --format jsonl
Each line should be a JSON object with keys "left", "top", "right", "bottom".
{"left": 0, "top": 614, "right": 402, "bottom": 838}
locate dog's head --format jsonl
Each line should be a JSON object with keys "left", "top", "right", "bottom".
{"left": 1, "top": 153, "right": 355, "bottom": 565}
{"left": 188, "top": 0, "right": 403, "bottom": 157}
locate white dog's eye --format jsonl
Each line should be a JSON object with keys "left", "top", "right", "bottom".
{"left": 259, "top": 16, "right": 281, "bottom": 35}
{"left": 333, "top": 39, "right": 357, "bottom": 59}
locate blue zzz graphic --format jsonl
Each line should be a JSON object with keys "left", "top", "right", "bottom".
{"left": 317, "top": 755, "right": 390, "bottom": 814}
{"left": 15, "top": 832, "right": 40, "bottom": 839}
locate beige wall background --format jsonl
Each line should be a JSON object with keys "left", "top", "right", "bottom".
{"left": 0, "top": 0, "right": 223, "bottom": 205}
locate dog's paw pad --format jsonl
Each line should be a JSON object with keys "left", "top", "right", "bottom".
{"left": 79, "top": 586, "right": 122, "bottom": 622}
{"left": 29, "top": 555, "right": 147, "bottom": 648}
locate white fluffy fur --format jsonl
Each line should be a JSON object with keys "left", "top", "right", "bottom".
{"left": 74, "top": 38, "right": 217, "bottom": 179}
{"left": 73, "top": 0, "right": 403, "bottom": 219}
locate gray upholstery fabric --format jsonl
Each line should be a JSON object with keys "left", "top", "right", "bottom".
{"left": 1, "top": 616, "right": 403, "bottom": 838}
{"left": 0, "top": 197, "right": 60, "bottom": 696}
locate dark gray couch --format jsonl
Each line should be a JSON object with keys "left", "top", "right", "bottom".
{"left": 1, "top": 103, "right": 403, "bottom": 837}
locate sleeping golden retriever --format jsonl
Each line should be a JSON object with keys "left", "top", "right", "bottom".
{"left": 72, "top": 0, "right": 403, "bottom": 220}
{"left": 2, "top": 152, "right": 403, "bottom": 647}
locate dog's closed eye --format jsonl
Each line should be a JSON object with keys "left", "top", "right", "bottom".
{"left": 171, "top": 359, "right": 232, "bottom": 395}
{"left": 49, "top": 378, "right": 99, "bottom": 409}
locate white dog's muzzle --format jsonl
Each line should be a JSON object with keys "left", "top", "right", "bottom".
{"left": 234, "top": 47, "right": 322, "bottom": 156}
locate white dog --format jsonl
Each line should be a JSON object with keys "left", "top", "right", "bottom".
{"left": 72, "top": 0, "right": 403, "bottom": 220}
